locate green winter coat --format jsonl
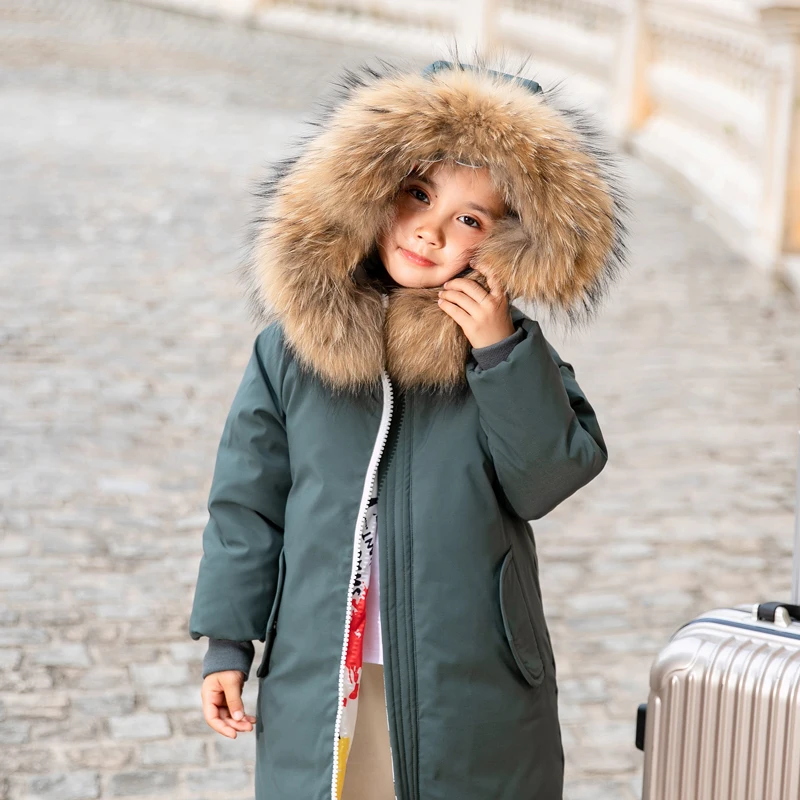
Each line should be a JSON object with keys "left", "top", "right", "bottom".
{"left": 189, "top": 57, "right": 627, "bottom": 800}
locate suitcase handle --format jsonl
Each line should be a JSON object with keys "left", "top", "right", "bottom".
{"left": 756, "top": 602, "right": 800, "bottom": 626}
{"left": 635, "top": 703, "right": 647, "bottom": 751}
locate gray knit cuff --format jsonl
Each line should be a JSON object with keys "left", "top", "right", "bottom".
{"left": 471, "top": 326, "right": 525, "bottom": 371}
{"left": 202, "top": 639, "right": 255, "bottom": 682}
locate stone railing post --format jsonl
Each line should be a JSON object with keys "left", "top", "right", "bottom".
{"left": 457, "top": 0, "right": 499, "bottom": 57}
{"left": 754, "top": 1, "right": 800, "bottom": 283}
{"left": 609, "top": 0, "right": 651, "bottom": 140}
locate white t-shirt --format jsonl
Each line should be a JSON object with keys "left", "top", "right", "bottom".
{"left": 362, "top": 493, "right": 382, "bottom": 664}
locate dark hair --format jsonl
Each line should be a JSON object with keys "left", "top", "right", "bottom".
{"left": 352, "top": 246, "right": 402, "bottom": 291}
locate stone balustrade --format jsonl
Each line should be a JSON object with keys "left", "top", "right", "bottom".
{"left": 133, "top": 0, "right": 800, "bottom": 293}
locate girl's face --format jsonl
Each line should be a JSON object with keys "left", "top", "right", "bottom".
{"left": 376, "top": 161, "right": 507, "bottom": 289}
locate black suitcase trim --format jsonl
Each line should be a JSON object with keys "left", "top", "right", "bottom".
{"left": 679, "top": 616, "right": 800, "bottom": 642}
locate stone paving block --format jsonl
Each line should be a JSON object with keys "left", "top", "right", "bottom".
{"left": 0, "top": 649, "right": 22, "bottom": 670}
{"left": 70, "top": 585, "right": 125, "bottom": 604}
{"left": 129, "top": 662, "right": 189, "bottom": 687}
{"left": 1, "top": 748, "right": 55, "bottom": 773}
{"left": 176, "top": 710, "right": 213, "bottom": 737}
{"left": 0, "top": 606, "right": 20, "bottom": 624}
{"left": 39, "top": 532, "right": 104, "bottom": 556}
{"left": 73, "top": 692, "right": 137, "bottom": 718}
{"left": 109, "top": 713, "right": 171, "bottom": 741}
{"left": 597, "top": 632, "right": 665, "bottom": 655}
{"left": 23, "top": 608, "right": 84, "bottom": 626}
{"left": 0, "top": 720, "right": 32, "bottom": 745}
{"left": 124, "top": 620, "right": 191, "bottom": 644}
{"left": 145, "top": 684, "right": 199, "bottom": 711}
{"left": 4, "top": 586, "right": 62, "bottom": 606}
{"left": 107, "top": 770, "right": 178, "bottom": 796}
{"left": 94, "top": 604, "right": 157, "bottom": 621}
{"left": 558, "top": 677, "right": 609, "bottom": 705}
{"left": 94, "top": 646, "right": 160, "bottom": 667}
{"left": 10, "top": 771, "right": 100, "bottom": 800}
{"left": 185, "top": 767, "right": 251, "bottom": 793}
{"left": 77, "top": 667, "right": 129, "bottom": 691}
{"left": 558, "top": 703, "right": 587, "bottom": 725}
{"left": 0, "top": 669, "right": 53, "bottom": 693}
{"left": 30, "top": 718, "right": 99, "bottom": 742}
{"left": 0, "top": 628, "right": 49, "bottom": 646}
{"left": 213, "top": 734, "right": 256, "bottom": 764}
{"left": 2, "top": 694, "right": 69, "bottom": 721}
{"left": 566, "top": 593, "right": 629, "bottom": 615}
{"left": 140, "top": 737, "right": 207, "bottom": 766}
{"left": 30, "top": 643, "right": 91, "bottom": 668}
{"left": 64, "top": 745, "right": 135, "bottom": 771}
{"left": 0, "top": 534, "right": 31, "bottom": 556}
{"left": 579, "top": 721, "right": 637, "bottom": 750}
{"left": 0, "top": 570, "right": 32, "bottom": 589}
{"left": 168, "top": 642, "right": 204, "bottom": 663}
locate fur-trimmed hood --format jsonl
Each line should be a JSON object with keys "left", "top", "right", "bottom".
{"left": 243, "top": 57, "right": 628, "bottom": 396}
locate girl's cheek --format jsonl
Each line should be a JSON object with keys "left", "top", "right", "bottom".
{"left": 380, "top": 207, "right": 404, "bottom": 243}
{"left": 393, "top": 211, "right": 416, "bottom": 240}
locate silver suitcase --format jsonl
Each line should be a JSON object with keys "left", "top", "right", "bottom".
{"left": 636, "top": 430, "right": 800, "bottom": 800}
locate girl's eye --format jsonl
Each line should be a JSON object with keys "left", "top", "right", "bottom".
{"left": 407, "top": 186, "right": 429, "bottom": 203}
{"left": 459, "top": 215, "right": 481, "bottom": 229}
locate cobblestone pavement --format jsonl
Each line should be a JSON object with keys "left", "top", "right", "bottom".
{"left": 2, "top": 1, "right": 799, "bottom": 798}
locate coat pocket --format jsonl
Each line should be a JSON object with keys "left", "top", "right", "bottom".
{"left": 256, "top": 548, "right": 286, "bottom": 679}
{"left": 498, "top": 546, "right": 545, "bottom": 687}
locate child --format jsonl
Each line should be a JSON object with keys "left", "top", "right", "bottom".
{"left": 189, "top": 55, "right": 627, "bottom": 800}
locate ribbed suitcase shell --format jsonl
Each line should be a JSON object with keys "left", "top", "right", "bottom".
{"left": 641, "top": 605, "right": 800, "bottom": 800}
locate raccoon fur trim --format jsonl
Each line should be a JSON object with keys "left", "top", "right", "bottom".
{"left": 243, "top": 57, "right": 628, "bottom": 396}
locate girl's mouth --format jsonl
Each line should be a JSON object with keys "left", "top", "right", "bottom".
{"left": 399, "top": 247, "right": 436, "bottom": 267}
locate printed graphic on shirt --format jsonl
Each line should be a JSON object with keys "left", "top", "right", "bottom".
{"left": 336, "top": 494, "right": 379, "bottom": 799}
{"left": 363, "top": 518, "right": 383, "bottom": 665}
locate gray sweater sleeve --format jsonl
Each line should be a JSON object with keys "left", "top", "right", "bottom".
{"left": 470, "top": 326, "right": 525, "bottom": 371}
{"left": 202, "top": 638, "right": 256, "bottom": 681}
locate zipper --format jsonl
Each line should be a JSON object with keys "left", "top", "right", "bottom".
{"left": 331, "top": 294, "right": 394, "bottom": 800}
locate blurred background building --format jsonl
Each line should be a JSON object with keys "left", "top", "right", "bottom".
{"left": 135, "top": 0, "right": 800, "bottom": 296}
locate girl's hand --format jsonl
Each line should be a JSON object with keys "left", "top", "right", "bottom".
{"left": 437, "top": 269, "right": 515, "bottom": 349}
{"left": 201, "top": 671, "right": 257, "bottom": 739}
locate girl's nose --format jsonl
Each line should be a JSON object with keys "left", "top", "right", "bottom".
{"left": 415, "top": 224, "right": 443, "bottom": 248}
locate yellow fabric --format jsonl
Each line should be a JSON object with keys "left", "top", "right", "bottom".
{"left": 336, "top": 736, "right": 351, "bottom": 799}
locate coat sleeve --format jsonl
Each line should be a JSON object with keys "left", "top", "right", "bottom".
{"left": 189, "top": 325, "right": 292, "bottom": 643}
{"left": 465, "top": 318, "right": 607, "bottom": 521}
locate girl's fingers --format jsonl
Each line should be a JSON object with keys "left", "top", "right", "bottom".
{"left": 441, "top": 277, "right": 492, "bottom": 307}
{"left": 202, "top": 696, "right": 238, "bottom": 738}
{"left": 201, "top": 685, "right": 256, "bottom": 738}
{"left": 437, "top": 296, "right": 471, "bottom": 329}
{"left": 219, "top": 706, "right": 253, "bottom": 731}
{"left": 220, "top": 706, "right": 255, "bottom": 731}
{"left": 210, "top": 718, "right": 238, "bottom": 738}
{"left": 438, "top": 287, "right": 482, "bottom": 317}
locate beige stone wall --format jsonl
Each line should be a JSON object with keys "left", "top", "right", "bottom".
{"left": 134, "top": 0, "right": 800, "bottom": 292}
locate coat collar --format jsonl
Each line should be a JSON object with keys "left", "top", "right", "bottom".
{"left": 242, "top": 59, "right": 628, "bottom": 396}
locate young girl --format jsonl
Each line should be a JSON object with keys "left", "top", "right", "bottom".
{"left": 189, "top": 56, "right": 627, "bottom": 800}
